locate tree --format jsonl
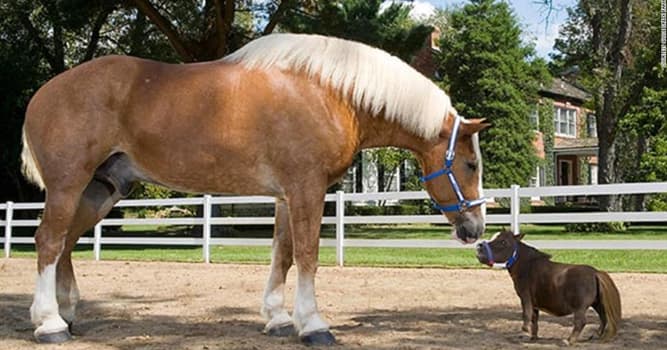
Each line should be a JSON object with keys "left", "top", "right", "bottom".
{"left": 0, "top": 0, "right": 122, "bottom": 202}
{"left": 552, "top": 0, "right": 663, "bottom": 210}
{"left": 280, "top": 0, "right": 432, "bottom": 61}
{"left": 436, "top": 0, "right": 551, "bottom": 189}
{"left": 128, "top": 0, "right": 298, "bottom": 61}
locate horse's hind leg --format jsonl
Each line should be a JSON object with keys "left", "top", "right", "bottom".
{"left": 261, "top": 199, "right": 295, "bottom": 336}
{"left": 56, "top": 178, "right": 124, "bottom": 331}
{"left": 30, "top": 185, "right": 88, "bottom": 343}
{"left": 31, "top": 154, "right": 136, "bottom": 342}
{"left": 566, "top": 309, "right": 587, "bottom": 345}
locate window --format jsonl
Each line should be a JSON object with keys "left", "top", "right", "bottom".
{"left": 587, "top": 114, "right": 597, "bottom": 137}
{"left": 342, "top": 166, "right": 357, "bottom": 193}
{"left": 553, "top": 107, "right": 577, "bottom": 137}
{"left": 589, "top": 164, "right": 598, "bottom": 185}
{"left": 529, "top": 166, "right": 540, "bottom": 187}
{"left": 529, "top": 107, "right": 539, "bottom": 129}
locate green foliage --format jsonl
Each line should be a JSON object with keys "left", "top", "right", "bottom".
{"left": 647, "top": 195, "right": 667, "bottom": 211}
{"left": 564, "top": 222, "right": 627, "bottom": 233}
{"left": 436, "top": 0, "right": 550, "bottom": 188}
{"left": 621, "top": 85, "right": 667, "bottom": 180}
{"left": 551, "top": 0, "right": 664, "bottom": 206}
{"left": 538, "top": 99, "right": 555, "bottom": 187}
{"left": 280, "top": 0, "right": 432, "bottom": 60}
{"left": 130, "top": 183, "right": 177, "bottom": 200}
{"left": 0, "top": 4, "right": 48, "bottom": 202}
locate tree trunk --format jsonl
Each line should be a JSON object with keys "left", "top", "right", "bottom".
{"left": 596, "top": 0, "right": 633, "bottom": 212}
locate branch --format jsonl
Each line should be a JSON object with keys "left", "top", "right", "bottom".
{"left": 82, "top": 6, "right": 114, "bottom": 63}
{"left": 16, "top": 10, "right": 56, "bottom": 69}
{"left": 130, "top": 0, "right": 194, "bottom": 62}
{"left": 263, "top": 0, "right": 292, "bottom": 35}
{"left": 610, "top": 0, "right": 633, "bottom": 78}
{"left": 213, "top": 0, "right": 234, "bottom": 57}
{"left": 39, "top": 0, "right": 66, "bottom": 73}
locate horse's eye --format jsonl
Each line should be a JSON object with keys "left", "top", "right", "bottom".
{"left": 501, "top": 241, "right": 508, "bottom": 247}
{"left": 466, "top": 161, "right": 478, "bottom": 172}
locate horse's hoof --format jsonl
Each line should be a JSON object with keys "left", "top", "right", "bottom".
{"left": 35, "top": 329, "right": 72, "bottom": 343}
{"left": 300, "top": 330, "right": 336, "bottom": 346}
{"left": 266, "top": 324, "right": 296, "bottom": 337}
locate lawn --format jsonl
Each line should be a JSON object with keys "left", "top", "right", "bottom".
{"left": 10, "top": 244, "right": 667, "bottom": 273}
{"left": 9, "top": 223, "right": 667, "bottom": 273}
{"left": 117, "top": 223, "right": 667, "bottom": 240}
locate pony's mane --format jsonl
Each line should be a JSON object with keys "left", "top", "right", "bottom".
{"left": 223, "top": 33, "right": 453, "bottom": 139}
{"left": 519, "top": 240, "right": 552, "bottom": 261}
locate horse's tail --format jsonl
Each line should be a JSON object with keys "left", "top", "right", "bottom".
{"left": 596, "top": 270, "right": 622, "bottom": 341}
{"left": 21, "top": 126, "right": 45, "bottom": 190}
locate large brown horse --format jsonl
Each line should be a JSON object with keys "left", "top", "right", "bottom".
{"left": 21, "top": 33, "right": 488, "bottom": 345}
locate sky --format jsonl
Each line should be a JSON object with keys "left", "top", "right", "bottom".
{"left": 393, "top": 0, "right": 578, "bottom": 60}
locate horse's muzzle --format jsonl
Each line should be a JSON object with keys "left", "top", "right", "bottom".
{"left": 452, "top": 213, "right": 485, "bottom": 244}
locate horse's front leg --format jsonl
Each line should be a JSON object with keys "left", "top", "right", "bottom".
{"left": 261, "top": 199, "right": 296, "bottom": 336}
{"left": 286, "top": 186, "right": 335, "bottom": 346}
{"left": 520, "top": 296, "right": 534, "bottom": 336}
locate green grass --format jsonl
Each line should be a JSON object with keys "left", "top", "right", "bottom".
{"left": 10, "top": 244, "right": 667, "bottom": 273}
{"left": 323, "top": 224, "right": 667, "bottom": 240}
{"left": 118, "top": 224, "right": 667, "bottom": 240}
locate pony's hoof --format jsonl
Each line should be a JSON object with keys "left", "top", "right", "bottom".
{"left": 266, "top": 324, "right": 296, "bottom": 337}
{"left": 35, "top": 329, "right": 72, "bottom": 343}
{"left": 300, "top": 330, "right": 336, "bottom": 346}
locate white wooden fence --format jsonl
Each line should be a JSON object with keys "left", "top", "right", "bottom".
{"left": 2, "top": 182, "right": 667, "bottom": 266}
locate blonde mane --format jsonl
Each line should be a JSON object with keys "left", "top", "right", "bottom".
{"left": 223, "top": 33, "right": 453, "bottom": 139}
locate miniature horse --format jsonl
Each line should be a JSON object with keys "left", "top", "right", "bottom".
{"left": 21, "top": 33, "right": 489, "bottom": 345}
{"left": 476, "top": 231, "right": 621, "bottom": 345}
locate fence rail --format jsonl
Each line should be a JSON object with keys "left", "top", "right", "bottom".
{"left": 2, "top": 182, "right": 666, "bottom": 265}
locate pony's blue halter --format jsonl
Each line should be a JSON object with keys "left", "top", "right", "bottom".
{"left": 419, "top": 115, "right": 486, "bottom": 212}
{"left": 481, "top": 241, "right": 518, "bottom": 269}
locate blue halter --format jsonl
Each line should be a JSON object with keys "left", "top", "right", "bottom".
{"left": 419, "top": 115, "right": 486, "bottom": 212}
{"left": 481, "top": 240, "right": 519, "bottom": 269}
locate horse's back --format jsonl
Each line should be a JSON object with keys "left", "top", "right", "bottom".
{"left": 531, "top": 261, "right": 598, "bottom": 316}
{"left": 23, "top": 54, "right": 360, "bottom": 195}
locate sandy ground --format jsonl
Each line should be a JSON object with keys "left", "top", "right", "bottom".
{"left": 1, "top": 258, "right": 666, "bottom": 350}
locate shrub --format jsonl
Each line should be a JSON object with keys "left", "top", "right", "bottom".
{"left": 564, "top": 222, "right": 627, "bottom": 233}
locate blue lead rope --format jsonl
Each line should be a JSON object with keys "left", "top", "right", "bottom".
{"left": 419, "top": 114, "right": 485, "bottom": 212}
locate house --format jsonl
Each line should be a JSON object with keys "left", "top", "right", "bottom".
{"left": 532, "top": 77, "right": 598, "bottom": 203}
{"left": 342, "top": 27, "right": 599, "bottom": 203}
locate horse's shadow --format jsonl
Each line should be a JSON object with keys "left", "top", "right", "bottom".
{"left": 344, "top": 306, "right": 666, "bottom": 349}
{"left": 2, "top": 293, "right": 666, "bottom": 349}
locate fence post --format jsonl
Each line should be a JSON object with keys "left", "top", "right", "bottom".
{"left": 335, "top": 191, "right": 345, "bottom": 267}
{"left": 510, "top": 184, "right": 520, "bottom": 234}
{"left": 4, "top": 201, "right": 14, "bottom": 258}
{"left": 203, "top": 195, "right": 212, "bottom": 264}
{"left": 93, "top": 223, "right": 102, "bottom": 261}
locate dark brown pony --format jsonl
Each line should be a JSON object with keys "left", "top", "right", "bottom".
{"left": 21, "top": 33, "right": 489, "bottom": 345}
{"left": 476, "top": 230, "right": 621, "bottom": 345}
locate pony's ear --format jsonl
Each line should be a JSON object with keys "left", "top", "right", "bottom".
{"left": 515, "top": 232, "right": 526, "bottom": 241}
{"left": 460, "top": 118, "right": 491, "bottom": 135}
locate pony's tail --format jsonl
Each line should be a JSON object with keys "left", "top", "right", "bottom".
{"left": 21, "top": 126, "right": 45, "bottom": 190}
{"left": 596, "top": 270, "right": 622, "bottom": 341}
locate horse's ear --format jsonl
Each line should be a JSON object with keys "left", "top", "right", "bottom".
{"left": 515, "top": 232, "right": 526, "bottom": 241}
{"left": 460, "top": 118, "right": 491, "bottom": 135}
{"left": 439, "top": 112, "right": 457, "bottom": 139}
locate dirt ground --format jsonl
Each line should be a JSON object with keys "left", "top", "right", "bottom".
{"left": 1, "top": 258, "right": 666, "bottom": 350}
